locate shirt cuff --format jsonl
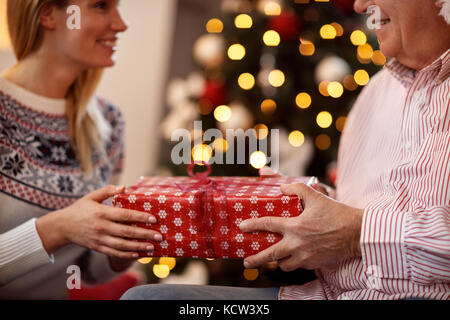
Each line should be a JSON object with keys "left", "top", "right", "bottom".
{"left": 0, "top": 218, "right": 54, "bottom": 286}
{"left": 360, "top": 205, "right": 409, "bottom": 282}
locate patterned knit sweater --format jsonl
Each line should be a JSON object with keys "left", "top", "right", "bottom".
{"left": 0, "top": 76, "right": 125, "bottom": 299}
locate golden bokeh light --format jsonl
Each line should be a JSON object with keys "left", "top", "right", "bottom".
{"left": 192, "top": 144, "right": 213, "bottom": 163}
{"left": 350, "top": 30, "right": 367, "bottom": 46}
{"left": 268, "top": 69, "right": 285, "bottom": 87}
{"left": 327, "top": 81, "right": 344, "bottom": 98}
{"left": 263, "top": 30, "right": 281, "bottom": 46}
{"left": 250, "top": 151, "right": 267, "bottom": 169}
{"left": 153, "top": 264, "right": 170, "bottom": 279}
{"left": 243, "top": 268, "right": 259, "bottom": 281}
{"left": 238, "top": 73, "right": 256, "bottom": 90}
{"left": 159, "top": 257, "right": 176, "bottom": 270}
{"left": 330, "top": 22, "right": 344, "bottom": 36}
{"left": 206, "top": 18, "right": 224, "bottom": 33}
{"left": 315, "top": 134, "right": 331, "bottom": 150}
{"left": 357, "top": 43, "right": 374, "bottom": 60}
{"left": 253, "top": 124, "right": 269, "bottom": 140}
{"left": 316, "top": 111, "right": 333, "bottom": 128}
{"left": 264, "top": 2, "right": 282, "bottom": 16}
{"left": 299, "top": 40, "right": 315, "bottom": 56}
{"left": 343, "top": 75, "right": 358, "bottom": 91}
{"left": 214, "top": 105, "right": 232, "bottom": 122}
{"left": 354, "top": 69, "right": 370, "bottom": 86}
{"left": 235, "top": 14, "right": 253, "bottom": 29}
{"left": 213, "top": 138, "right": 228, "bottom": 153}
{"left": 336, "top": 116, "right": 347, "bottom": 132}
{"left": 138, "top": 257, "right": 152, "bottom": 264}
{"left": 228, "top": 44, "right": 246, "bottom": 60}
{"left": 372, "top": 50, "right": 387, "bottom": 65}
{"left": 320, "top": 24, "right": 337, "bottom": 39}
{"left": 261, "top": 99, "right": 277, "bottom": 114}
{"left": 288, "top": 130, "right": 305, "bottom": 147}
{"left": 318, "top": 81, "right": 330, "bottom": 96}
{"left": 295, "top": 92, "right": 312, "bottom": 109}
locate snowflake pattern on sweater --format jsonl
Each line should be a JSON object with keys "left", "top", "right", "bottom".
{"left": 0, "top": 91, "right": 125, "bottom": 210}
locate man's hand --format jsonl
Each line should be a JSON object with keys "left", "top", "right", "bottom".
{"left": 239, "top": 183, "right": 364, "bottom": 271}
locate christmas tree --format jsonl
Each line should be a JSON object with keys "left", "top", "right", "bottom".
{"left": 154, "top": 0, "right": 384, "bottom": 286}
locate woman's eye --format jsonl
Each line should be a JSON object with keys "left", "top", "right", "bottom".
{"left": 94, "top": 1, "right": 108, "bottom": 9}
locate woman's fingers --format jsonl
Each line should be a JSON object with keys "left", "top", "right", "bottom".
{"left": 95, "top": 245, "right": 140, "bottom": 259}
{"left": 100, "top": 235, "right": 154, "bottom": 253}
{"left": 104, "top": 220, "right": 163, "bottom": 241}
{"left": 103, "top": 206, "right": 157, "bottom": 224}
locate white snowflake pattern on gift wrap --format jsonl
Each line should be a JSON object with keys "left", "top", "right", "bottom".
{"left": 190, "top": 241, "right": 199, "bottom": 250}
{"left": 281, "top": 196, "right": 290, "bottom": 204}
{"left": 266, "top": 233, "right": 276, "bottom": 243}
{"left": 282, "top": 210, "right": 291, "bottom": 218}
{"left": 265, "top": 202, "right": 274, "bottom": 212}
{"left": 235, "top": 233, "right": 244, "bottom": 242}
{"left": 160, "top": 240, "right": 169, "bottom": 249}
{"left": 219, "top": 226, "right": 229, "bottom": 235}
{"left": 189, "top": 225, "right": 197, "bottom": 234}
{"left": 144, "top": 191, "right": 152, "bottom": 196}
{"left": 234, "top": 202, "right": 243, "bottom": 212}
{"left": 158, "top": 210, "right": 167, "bottom": 219}
{"left": 173, "top": 202, "right": 181, "bottom": 211}
{"left": 219, "top": 210, "right": 227, "bottom": 219}
{"left": 128, "top": 194, "right": 136, "bottom": 203}
{"left": 143, "top": 202, "right": 152, "bottom": 211}
{"left": 235, "top": 218, "right": 243, "bottom": 227}
{"left": 188, "top": 195, "right": 195, "bottom": 204}
{"left": 250, "top": 211, "right": 259, "bottom": 218}
{"left": 174, "top": 233, "right": 183, "bottom": 242}
{"left": 115, "top": 201, "right": 122, "bottom": 208}
{"left": 158, "top": 195, "right": 166, "bottom": 203}
{"left": 220, "top": 242, "right": 230, "bottom": 250}
{"left": 175, "top": 192, "right": 183, "bottom": 197}
{"left": 236, "top": 249, "right": 245, "bottom": 258}
{"left": 173, "top": 217, "right": 183, "bottom": 226}
{"left": 188, "top": 210, "right": 197, "bottom": 219}
{"left": 160, "top": 225, "right": 168, "bottom": 234}
{"left": 250, "top": 196, "right": 258, "bottom": 204}
{"left": 251, "top": 242, "right": 260, "bottom": 251}
{"left": 175, "top": 248, "right": 184, "bottom": 256}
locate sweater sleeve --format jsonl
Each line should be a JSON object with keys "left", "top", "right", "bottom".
{"left": 0, "top": 218, "right": 54, "bottom": 286}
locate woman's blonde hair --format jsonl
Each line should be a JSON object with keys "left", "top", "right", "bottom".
{"left": 7, "top": 0, "right": 106, "bottom": 176}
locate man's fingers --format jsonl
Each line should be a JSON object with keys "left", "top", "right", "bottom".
{"left": 239, "top": 216, "right": 286, "bottom": 234}
{"left": 280, "top": 183, "right": 321, "bottom": 208}
{"left": 243, "top": 242, "right": 290, "bottom": 268}
{"left": 86, "top": 185, "right": 125, "bottom": 202}
{"left": 259, "top": 167, "right": 281, "bottom": 177}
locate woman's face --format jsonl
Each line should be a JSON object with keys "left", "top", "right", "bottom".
{"left": 48, "top": 0, "right": 128, "bottom": 69}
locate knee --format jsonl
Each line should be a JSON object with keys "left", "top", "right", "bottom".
{"left": 120, "top": 284, "right": 182, "bottom": 300}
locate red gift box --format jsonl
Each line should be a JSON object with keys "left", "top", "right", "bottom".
{"left": 112, "top": 168, "right": 309, "bottom": 259}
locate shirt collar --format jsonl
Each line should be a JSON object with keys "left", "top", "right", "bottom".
{"left": 386, "top": 48, "right": 450, "bottom": 87}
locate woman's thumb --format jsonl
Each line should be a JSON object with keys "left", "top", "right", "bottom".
{"left": 85, "top": 185, "right": 125, "bottom": 202}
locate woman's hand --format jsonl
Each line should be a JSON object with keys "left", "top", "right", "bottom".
{"left": 239, "top": 183, "right": 363, "bottom": 271}
{"left": 36, "top": 185, "right": 162, "bottom": 259}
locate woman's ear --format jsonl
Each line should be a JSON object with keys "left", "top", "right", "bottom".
{"left": 39, "top": 3, "right": 57, "bottom": 30}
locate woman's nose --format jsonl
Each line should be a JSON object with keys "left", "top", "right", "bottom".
{"left": 111, "top": 9, "right": 128, "bottom": 33}
{"left": 354, "top": 0, "right": 374, "bottom": 14}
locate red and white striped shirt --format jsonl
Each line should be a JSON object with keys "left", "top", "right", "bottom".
{"left": 279, "top": 49, "right": 450, "bottom": 300}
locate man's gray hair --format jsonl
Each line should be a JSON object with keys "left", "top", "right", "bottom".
{"left": 437, "top": 0, "right": 450, "bottom": 24}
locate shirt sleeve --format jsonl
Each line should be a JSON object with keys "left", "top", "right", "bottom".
{"left": 0, "top": 219, "right": 54, "bottom": 286}
{"left": 360, "top": 131, "right": 450, "bottom": 285}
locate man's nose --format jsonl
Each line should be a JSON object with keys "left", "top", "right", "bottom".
{"left": 354, "top": 0, "right": 374, "bottom": 14}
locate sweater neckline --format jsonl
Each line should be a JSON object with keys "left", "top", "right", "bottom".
{"left": 0, "top": 76, "right": 66, "bottom": 116}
